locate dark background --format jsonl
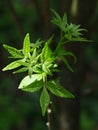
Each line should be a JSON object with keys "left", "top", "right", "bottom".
{"left": 0, "top": 0, "right": 98, "bottom": 130}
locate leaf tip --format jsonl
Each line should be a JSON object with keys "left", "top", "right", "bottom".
{"left": 2, "top": 68, "right": 5, "bottom": 71}
{"left": 2, "top": 67, "right": 7, "bottom": 71}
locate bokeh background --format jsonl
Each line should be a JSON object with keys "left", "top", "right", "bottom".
{"left": 0, "top": 0, "right": 98, "bottom": 130}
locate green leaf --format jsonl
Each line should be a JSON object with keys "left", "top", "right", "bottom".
{"left": 23, "top": 33, "right": 30, "bottom": 58}
{"left": 51, "top": 9, "right": 61, "bottom": 21}
{"left": 16, "top": 59, "right": 29, "bottom": 67}
{"left": 42, "top": 57, "right": 56, "bottom": 75}
{"left": 60, "top": 13, "right": 67, "bottom": 31}
{"left": 51, "top": 9, "right": 61, "bottom": 27}
{"left": 3, "top": 44, "right": 23, "bottom": 58}
{"left": 40, "top": 87, "right": 50, "bottom": 116}
{"left": 31, "top": 39, "right": 43, "bottom": 49}
{"left": 41, "top": 42, "right": 52, "bottom": 63}
{"left": 28, "top": 67, "right": 33, "bottom": 77}
{"left": 31, "top": 48, "right": 37, "bottom": 59}
{"left": 64, "top": 51, "right": 77, "bottom": 63}
{"left": 46, "top": 35, "right": 54, "bottom": 45}
{"left": 61, "top": 57, "right": 74, "bottom": 72}
{"left": 42, "top": 63, "right": 52, "bottom": 75}
{"left": 44, "top": 57, "right": 55, "bottom": 66}
{"left": 70, "top": 37, "right": 92, "bottom": 42}
{"left": 32, "top": 64, "right": 42, "bottom": 73}
{"left": 13, "top": 67, "right": 28, "bottom": 74}
{"left": 56, "top": 49, "right": 77, "bottom": 63}
{"left": 20, "top": 80, "right": 43, "bottom": 92}
{"left": 47, "top": 80, "right": 74, "bottom": 98}
{"left": 18, "top": 74, "right": 43, "bottom": 89}
{"left": 63, "top": 13, "right": 67, "bottom": 25}
{"left": 2, "top": 61, "right": 21, "bottom": 71}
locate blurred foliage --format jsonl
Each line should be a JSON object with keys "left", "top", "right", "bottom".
{"left": 0, "top": 0, "right": 98, "bottom": 130}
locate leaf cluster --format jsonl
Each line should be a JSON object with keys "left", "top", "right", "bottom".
{"left": 2, "top": 9, "right": 89, "bottom": 116}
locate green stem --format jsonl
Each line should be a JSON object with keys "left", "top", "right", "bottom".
{"left": 54, "top": 30, "right": 64, "bottom": 55}
{"left": 62, "top": 40, "right": 70, "bottom": 45}
{"left": 44, "top": 76, "right": 52, "bottom": 130}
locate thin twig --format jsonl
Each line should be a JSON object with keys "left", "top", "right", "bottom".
{"left": 46, "top": 106, "right": 52, "bottom": 130}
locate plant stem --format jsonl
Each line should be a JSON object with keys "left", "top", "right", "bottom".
{"left": 54, "top": 30, "right": 64, "bottom": 55}
{"left": 46, "top": 106, "right": 52, "bottom": 130}
{"left": 43, "top": 76, "right": 52, "bottom": 130}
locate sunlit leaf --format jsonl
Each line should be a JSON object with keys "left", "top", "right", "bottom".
{"left": 42, "top": 63, "right": 52, "bottom": 75}
{"left": 13, "top": 67, "right": 28, "bottom": 74}
{"left": 20, "top": 80, "right": 43, "bottom": 93}
{"left": 32, "top": 64, "right": 42, "bottom": 73}
{"left": 23, "top": 33, "right": 30, "bottom": 58}
{"left": 18, "top": 74, "right": 43, "bottom": 89}
{"left": 41, "top": 43, "right": 52, "bottom": 63}
{"left": 3, "top": 44, "right": 23, "bottom": 58}
{"left": 31, "top": 39, "right": 43, "bottom": 49}
{"left": 2, "top": 61, "right": 21, "bottom": 71}
{"left": 16, "top": 59, "right": 29, "bottom": 67}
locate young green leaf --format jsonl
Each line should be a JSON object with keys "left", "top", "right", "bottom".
{"left": 32, "top": 64, "right": 42, "bottom": 74}
{"left": 69, "top": 37, "right": 91, "bottom": 42}
{"left": 3, "top": 44, "right": 23, "bottom": 58}
{"left": 56, "top": 49, "right": 77, "bottom": 64}
{"left": 20, "top": 80, "right": 43, "bottom": 92}
{"left": 42, "top": 63, "right": 52, "bottom": 75}
{"left": 41, "top": 43, "right": 52, "bottom": 63}
{"left": 60, "top": 13, "right": 67, "bottom": 31}
{"left": 2, "top": 61, "right": 21, "bottom": 71}
{"left": 61, "top": 57, "right": 74, "bottom": 72}
{"left": 13, "top": 67, "right": 28, "bottom": 74}
{"left": 23, "top": 33, "right": 30, "bottom": 58}
{"left": 31, "top": 48, "right": 37, "bottom": 59}
{"left": 46, "top": 35, "right": 54, "bottom": 45}
{"left": 16, "top": 59, "right": 29, "bottom": 67}
{"left": 51, "top": 8, "right": 61, "bottom": 27}
{"left": 46, "top": 80, "right": 74, "bottom": 98}
{"left": 63, "top": 13, "right": 67, "bottom": 25}
{"left": 28, "top": 67, "right": 33, "bottom": 78}
{"left": 40, "top": 87, "right": 50, "bottom": 116}
{"left": 31, "top": 39, "right": 43, "bottom": 49}
{"left": 18, "top": 74, "right": 43, "bottom": 89}
{"left": 44, "top": 57, "right": 55, "bottom": 66}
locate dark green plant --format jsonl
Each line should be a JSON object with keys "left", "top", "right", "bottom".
{"left": 2, "top": 9, "right": 89, "bottom": 118}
